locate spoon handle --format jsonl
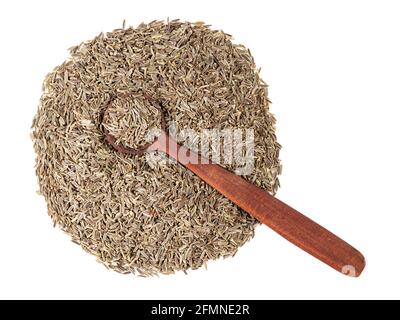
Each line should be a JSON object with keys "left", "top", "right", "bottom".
{"left": 156, "top": 134, "right": 365, "bottom": 277}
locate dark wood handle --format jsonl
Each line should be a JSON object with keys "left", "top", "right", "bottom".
{"left": 155, "top": 134, "right": 366, "bottom": 277}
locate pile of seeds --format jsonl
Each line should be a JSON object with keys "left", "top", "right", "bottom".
{"left": 32, "top": 20, "right": 281, "bottom": 275}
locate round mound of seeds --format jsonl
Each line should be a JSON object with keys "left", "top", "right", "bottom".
{"left": 32, "top": 20, "right": 281, "bottom": 275}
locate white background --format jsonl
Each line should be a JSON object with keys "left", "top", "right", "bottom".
{"left": 0, "top": 0, "right": 399, "bottom": 300}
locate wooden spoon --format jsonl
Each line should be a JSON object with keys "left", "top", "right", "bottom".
{"left": 102, "top": 101, "right": 366, "bottom": 277}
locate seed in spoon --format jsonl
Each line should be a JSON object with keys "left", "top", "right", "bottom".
{"left": 102, "top": 95, "right": 163, "bottom": 153}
